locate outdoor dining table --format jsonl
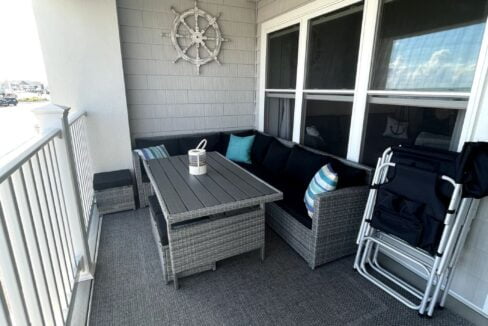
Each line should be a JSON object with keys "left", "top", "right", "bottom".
{"left": 145, "top": 151, "right": 283, "bottom": 288}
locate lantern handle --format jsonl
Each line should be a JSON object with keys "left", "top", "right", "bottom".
{"left": 196, "top": 139, "right": 207, "bottom": 150}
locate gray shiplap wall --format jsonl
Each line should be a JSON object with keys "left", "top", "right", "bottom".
{"left": 117, "top": 0, "right": 257, "bottom": 139}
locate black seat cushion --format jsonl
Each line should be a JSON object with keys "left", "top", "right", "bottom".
{"left": 276, "top": 199, "right": 312, "bottom": 229}
{"left": 148, "top": 195, "right": 169, "bottom": 246}
{"left": 262, "top": 140, "right": 292, "bottom": 176}
{"left": 237, "top": 161, "right": 311, "bottom": 229}
{"left": 251, "top": 133, "right": 274, "bottom": 165}
{"left": 284, "top": 146, "right": 329, "bottom": 187}
{"left": 178, "top": 133, "right": 221, "bottom": 154}
{"left": 93, "top": 169, "right": 132, "bottom": 191}
{"left": 274, "top": 179, "right": 311, "bottom": 229}
{"left": 236, "top": 162, "right": 275, "bottom": 184}
{"left": 217, "top": 130, "right": 255, "bottom": 155}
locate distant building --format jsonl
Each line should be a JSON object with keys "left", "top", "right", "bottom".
{"left": 3, "top": 80, "right": 46, "bottom": 93}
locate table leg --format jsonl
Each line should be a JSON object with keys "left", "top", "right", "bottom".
{"left": 173, "top": 273, "right": 179, "bottom": 290}
{"left": 260, "top": 203, "right": 266, "bottom": 262}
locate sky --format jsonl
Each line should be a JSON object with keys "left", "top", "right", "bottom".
{"left": 385, "top": 23, "right": 485, "bottom": 91}
{"left": 0, "top": 0, "right": 47, "bottom": 84}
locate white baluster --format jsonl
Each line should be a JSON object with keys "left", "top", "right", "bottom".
{"left": 32, "top": 104, "right": 94, "bottom": 280}
{"left": 0, "top": 202, "right": 30, "bottom": 325}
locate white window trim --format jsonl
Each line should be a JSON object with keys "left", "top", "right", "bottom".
{"left": 258, "top": 0, "right": 361, "bottom": 135}
{"left": 258, "top": 0, "right": 488, "bottom": 163}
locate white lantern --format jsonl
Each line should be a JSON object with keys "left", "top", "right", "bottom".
{"left": 188, "top": 139, "right": 207, "bottom": 175}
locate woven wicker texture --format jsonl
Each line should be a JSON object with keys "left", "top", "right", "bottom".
{"left": 95, "top": 185, "right": 135, "bottom": 215}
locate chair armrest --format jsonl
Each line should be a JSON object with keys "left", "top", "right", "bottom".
{"left": 312, "top": 185, "right": 369, "bottom": 230}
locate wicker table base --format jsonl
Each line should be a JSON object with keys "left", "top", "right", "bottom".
{"left": 149, "top": 207, "right": 215, "bottom": 283}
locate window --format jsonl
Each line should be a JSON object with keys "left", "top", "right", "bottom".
{"left": 372, "top": 0, "right": 488, "bottom": 91}
{"left": 361, "top": 103, "right": 461, "bottom": 165}
{"left": 266, "top": 25, "right": 299, "bottom": 89}
{"left": 301, "top": 5, "right": 362, "bottom": 154}
{"left": 306, "top": 6, "right": 363, "bottom": 89}
{"left": 264, "top": 25, "right": 299, "bottom": 140}
{"left": 260, "top": 0, "right": 487, "bottom": 166}
{"left": 361, "top": 0, "right": 487, "bottom": 164}
{"left": 303, "top": 98, "right": 352, "bottom": 157}
{"left": 264, "top": 96, "right": 295, "bottom": 140}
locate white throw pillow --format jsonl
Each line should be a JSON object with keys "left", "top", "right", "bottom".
{"left": 383, "top": 116, "right": 408, "bottom": 139}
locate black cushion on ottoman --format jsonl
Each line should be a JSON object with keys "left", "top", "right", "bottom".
{"left": 148, "top": 195, "right": 169, "bottom": 246}
{"left": 93, "top": 169, "right": 132, "bottom": 191}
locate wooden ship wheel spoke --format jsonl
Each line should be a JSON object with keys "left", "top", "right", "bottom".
{"left": 166, "top": 1, "right": 228, "bottom": 74}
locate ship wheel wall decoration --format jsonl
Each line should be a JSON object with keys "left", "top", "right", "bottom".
{"left": 166, "top": 1, "right": 228, "bottom": 74}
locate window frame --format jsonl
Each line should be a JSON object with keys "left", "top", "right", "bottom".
{"left": 258, "top": 0, "right": 488, "bottom": 163}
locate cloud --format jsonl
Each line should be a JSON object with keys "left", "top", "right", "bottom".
{"left": 386, "top": 48, "right": 476, "bottom": 90}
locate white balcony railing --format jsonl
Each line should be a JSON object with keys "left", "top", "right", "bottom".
{"left": 69, "top": 111, "right": 94, "bottom": 231}
{"left": 0, "top": 105, "right": 95, "bottom": 325}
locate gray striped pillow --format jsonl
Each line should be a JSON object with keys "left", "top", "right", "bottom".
{"left": 134, "top": 145, "right": 169, "bottom": 160}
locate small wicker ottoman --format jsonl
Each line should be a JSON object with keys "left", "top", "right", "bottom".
{"left": 94, "top": 169, "right": 136, "bottom": 215}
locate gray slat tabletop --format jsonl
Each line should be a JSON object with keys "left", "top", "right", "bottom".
{"left": 145, "top": 152, "right": 283, "bottom": 224}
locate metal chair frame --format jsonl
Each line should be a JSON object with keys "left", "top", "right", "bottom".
{"left": 354, "top": 147, "right": 476, "bottom": 317}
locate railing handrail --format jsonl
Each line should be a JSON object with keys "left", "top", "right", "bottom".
{"left": 68, "top": 111, "right": 87, "bottom": 126}
{"left": 0, "top": 129, "right": 61, "bottom": 184}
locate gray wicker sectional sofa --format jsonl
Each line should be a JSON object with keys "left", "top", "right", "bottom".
{"left": 133, "top": 130, "right": 373, "bottom": 269}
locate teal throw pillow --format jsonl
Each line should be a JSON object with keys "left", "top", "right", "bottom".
{"left": 226, "top": 134, "right": 255, "bottom": 164}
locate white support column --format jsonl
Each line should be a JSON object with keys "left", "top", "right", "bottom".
{"left": 292, "top": 19, "right": 309, "bottom": 143}
{"left": 347, "top": 0, "right": 381, "bottom": 162}
{"left": 32, "top": 104, "right": 94, "bottom": 280}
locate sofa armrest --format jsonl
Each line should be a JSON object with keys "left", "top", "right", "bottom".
{"left": 308, "top": 185, "right": 369, "bottom": 265}
{"left": 132, "top": 151, "right": 143, "bottom": 187}
{"left": 312, "top": 185, "right": 369, "bottom": 232}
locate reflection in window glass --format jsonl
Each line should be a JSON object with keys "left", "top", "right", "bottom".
{"left": 373, "top": 0, "right": 488, "bottom": 91}
{"left": 306, "top": 6, "right": 363, "bottom": 89}
{"left": 264, "top": 96, "right": 295, "bottom": 140}
{"left": 303, "top": 100, "right": 352, "bottom": 157}
{"left": 361, "top": 103, "right": 461, "bottom": 166}
{"left": 266, "top": 25, "right": 299, "bottom": 89}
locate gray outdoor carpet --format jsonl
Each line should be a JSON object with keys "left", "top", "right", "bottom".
{"left": 89, "top": 209, "right": 471, "bottom": 326}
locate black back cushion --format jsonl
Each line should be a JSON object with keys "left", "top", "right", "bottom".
{"left": 251, "top": 133, "right": 274, "bottom": 165}
{"left": 284, "top": 146, "right": 329, "bottom": 187}
{"left": 179, "top": 133, "right": 221, "bottom": 154}
{"left": 262, "top": 140, "right": 292, "bottom": 175}
{"left": 328, "top": 157, "right": 366, "bottom": 188}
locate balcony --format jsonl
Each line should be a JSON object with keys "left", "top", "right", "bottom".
{"left": 1, "top": 0, "right": 488, "bottom": 325}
